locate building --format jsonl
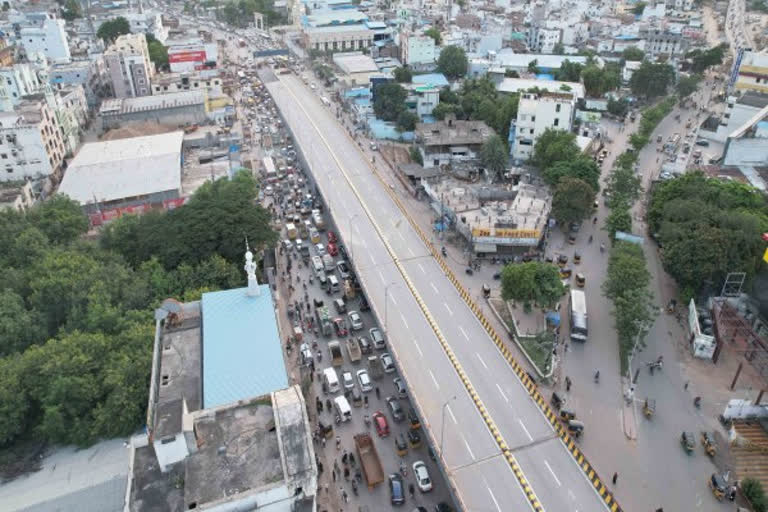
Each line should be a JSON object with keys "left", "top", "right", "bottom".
{"left": 130, "top": 263, "right": 316, "bottom": 511}
{"left": 301, "top": 10, "right": 374, "bottom": 52}
{"left": 124, "top": 11, "right": 169, "bottom": 44}
{"left": 332, "top": 51, "right": 380, "bottom": 85}
{"left": 640, "top": 28, "right": 688, "bottom": 57}
{"left": 400, "top": 31, "right": 435, "bottom": 66}
{"left": 512, "top": 91, "right": 576, "bottom": 161}
{"left": 50, "top": 59, "right": 107, "bottom": 107}
{"left": 104, "top": 33, "right": 154, "bottom": 98}
{"left": 527, "top": 26, "right": 562, "bottom": 54}
{"left": 404, "top": 83, "right": 440, "bottom": 119}
{"left": 415, "top": 116, "right": 495, "bottom": 169}
{"left": 469, "top": 50, "right": 590, "bottom": 78}
{"left": 0, "top": 36, "right": 15, "bottom": 66}
{"left": 10, "top": 12, "right": 71, "bottom": 63}
{"left": 496, "top": 77, "right": 585, "bottom": 99}
{"left": 0, "top": 180, "right": 34, "bottom": 211}
{"left": 57, "top": 131, "right": 184, "bottom": 222}
{"left": 733, "top": 50, "right": 768, "bottom": 95}
{"left": 0, "top": 62, "right": 47, "bottom": 111}
{"left": 99, "top": 90, "right": 207, "bottom": 129}
{"left": 152, "top": 70, "right": 222, "bottom": 96}
{"left": 0, "top": 96, "right": 65, "bottom": 182}
{"left": 702, "top": 92, "right": 768, "bottom": 143}
{"left": 167, "top": 40, "right": 218, "bottom": 73}
{"left": 55, "top": 85, "right": 87, "bottom": 155}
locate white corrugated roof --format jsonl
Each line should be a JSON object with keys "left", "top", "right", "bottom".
{"left": 58, "top": 131, "right": 184, "bottom": 204}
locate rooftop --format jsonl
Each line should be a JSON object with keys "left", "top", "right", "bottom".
{"left": 201, "top": 286, "right": 287, "bottom": 409}
{"left": 57, "top": 131, "right": 184, "bottom": 205}
{"left": 332, "top": 52, "right": 378, "bottom": 74}
{"left": 411, "top": 73, "right": 449, "bottom": 88}
{"left": 738, "top": 92, "right": 768, "bottom": 110}
{"left": 99, "top": 90, "right": 205, "bottom": 115}
{"left": 415, "top": 118, "right": 495, "bottom": 147}
{"left": 477, "top": 50, "right": 589, "bottom": 70}
{"left": 497, "top": 77, "right": 585, "bottom": 99}
{"left": 304, "top": 9, "right": 368, "bottom": 27}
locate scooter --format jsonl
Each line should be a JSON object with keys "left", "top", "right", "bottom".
{"left": 441, "top": 246, "right": 447, "bottom": 257}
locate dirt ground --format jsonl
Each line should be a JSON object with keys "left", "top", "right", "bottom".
{"left": 100, "top": 123, "right": 179, "bottom": 141}
{"left": 379, "top": 142, "right": 413, "bottom": 167}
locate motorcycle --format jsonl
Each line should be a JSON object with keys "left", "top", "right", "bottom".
{"left": 594, "top": 370, "right": 600, "bottom": 383}
{"left": 441, "top": 246, "right": 447, "bottom": 257}
{"left": 600, "top": 243, "right": 605, "bottom": 253}
{"left": 399, "top": 460, "right": 408, "bottom": 477}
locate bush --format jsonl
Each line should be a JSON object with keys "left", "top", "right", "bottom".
{"left": 743, "top": 478, "right": 767, "bottom": 512}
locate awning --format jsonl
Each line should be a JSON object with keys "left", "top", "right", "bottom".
{"left": 474, "top": 243, "right": 497, "bottom": 253}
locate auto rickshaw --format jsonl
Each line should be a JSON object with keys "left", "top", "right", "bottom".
{"left": 575, "top": 273, "right": 586, "bottom": 288}
{"left": 408, "top": 408, "right": 421, "bottom": 430}
{"left": 394, "top": 433, "right": 408, "bottom": 456}
{"left": 482, "top": 284, "right": 491, "bottom": 298}
{"left": 557, "top": 254, "right": 569, "bottom": 268}
{"left": 567, "top": 420, "right": 584, "bottom": 438}
{"left": 643, "top": 398, "right": 656, "bottom": 419}
{"left": 559, "top": 268, "right": 573, "bottom": 279}
{"left": 568, "top": 233, "right": 577, "bottom": 244}
{"left": 701, "top": 432, "right": 716, "bottom": 457}
{"left": 318, "top": 421, "right": 334, "bottom": 439}
{"left": 709, "top": 472, "right": 727, "bottom": 500}
{"left": 559, "top": 409, "right": 576, "bottom": 421}
{"left": 681, "top": 431, "right": 695, "bottom": 453}
{"left": 573, "top": 252, "right": 581, "bottom": 264}
{"left": 551, "top": 392, "right": 564, "bottom": 410}
{"left": 407, "top": 428, "right": 422, "bottom": 449}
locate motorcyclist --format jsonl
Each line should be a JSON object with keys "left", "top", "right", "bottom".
{"left": 594, "top": 370, "right": 600, "bottom": 383}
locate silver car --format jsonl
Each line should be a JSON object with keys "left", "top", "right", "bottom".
{"left": 348, "top": 310, "right": 363, "bottom": 331}
{"left": 356, "top": 369, "right": 373, "bottom": 392}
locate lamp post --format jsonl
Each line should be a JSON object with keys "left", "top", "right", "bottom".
{"left": 440, "top": 396, "right": 457, "bottom": 456}
{"left": 384, "top": 282, "right": 398, "bottom": 333}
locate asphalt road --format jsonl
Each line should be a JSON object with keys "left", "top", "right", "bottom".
{"left": 263, "top": 70, "right": 610, "bottom": 511}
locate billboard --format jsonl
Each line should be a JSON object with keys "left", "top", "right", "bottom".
{"left": 169, "top": 50, "right": 207, "bottom": 63}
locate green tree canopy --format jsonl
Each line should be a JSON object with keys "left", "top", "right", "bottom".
{"left": 542, "top": 156, "right": 601, "bottom": 191}
{"left": 438, "top": 45, "right": 468, "bottom": 79}
{"left": 607, "top": 97, "right": 630, "bottom": 117}
{"left": 393, "top": 66, "right": 412, "bottom": 83}
{"left": 61, "top": 0, "right": 82, "bottom": 21}
{"left": 676, "top": 73, "right": 701, "bottom": 98}
{"left": 505, "top": 69, "right": 520, "bottom": 78}
{"left": 551, "top": 177, "right": 597, "bottom": 226}
{"left": 26, "top": 194, "right": 89, "bottom": 245}
{"left": 687, "top": 43, "right": 727, "bottom": 73}
{"left": 527, "top": 59, "right": 539, "bottom": 74}
{"left": 633, "top": 1, "right": 646, "bottom": 14}
{"left": 630, "top": 61, "right": 675, "bottom": 98}
{"left": 480, "top": 135, "right": 508, "bottom": 178}
{"left": 554, "top": 59, "right": 583, "bottom": 82}
{"left": 532, "top": 128, "right": 579, "bottom": 168}
{"left": 146, "top": 34, "right": 169, "bottom": 70}
{"left": 396, "top": 110, "right": 419, "bottom": 132}
{"left": 622, "top": 46, "right": 645, "bottom": 61}
{"left": 373, "top": 82, "right": 407, "bottom": 122}
{"left": 603, "top": 204, "right": 632, "bottom": 239}
{"left": 96, "top": 17, "right": 130, "bottom": 43}
{"left": 501, "top": 262, "right": 565, "bottom": 309}
{"left": 582, "top": 63, "right": 621, "bottom": 97}
{"left": 435, "top": 80, "right": 519, "bottom": 141}
{"left": 424, "top": 27, "right": 442, "bottom": 45}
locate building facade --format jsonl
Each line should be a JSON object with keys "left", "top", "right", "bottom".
{"left": 50, "top": 59, "right": 107, "bottom": 108}
{"left": 641, "top": 29, "right": 688, "bottom": 57}
{"left": 11, "top": 12, "right": 71, "bottom": 63}
{"left": 0, "top": 97, "right": 65, "bottom": 182}
{"left": 167, "top": 41, "right": 218, "bottom": 73}
{"left": 0, "top": 62, "right": 47, "bottom": 111}
{"left": 55, "top": 85, "right": 87, "bottom": 155}
{"left": 734, "top": 50, "right": 768, "bottom": 95}
{"left": 512, "top": 91, "right": 576, "bottom": 161}
{"left": 104, "top": 33, "right": 154, "bottom": 98}
{"left": 400, "top": 32, "right": 435, "bottom": 66}
{"left": 527, "top": 26, "right": 562, "bottom": 54}
{"left": 152, "top": 71, "right": 222, "bottom": 96}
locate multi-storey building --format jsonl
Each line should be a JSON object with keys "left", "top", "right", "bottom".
{"left": 400, "top": 31, "right": 435, "bottom": 66}
{"left": 55, "top": 85, "right": 87, "bottom": 155}
{"left": 10, "top": 12, "right": 71, "bottom": 63}
{"left": 0, "top": 96, "right": 65, "bottom": 182}
{"left": 301, "top": 10, "right": 374, "bottom": 52}
{"left": 49, "top": 59, "right": 107, "bottom": 108}
{"left": 0, "top": 61, "right": 47, "bottom": 111}
{"left": 640, "top": 28, "right": 688, "bottom": 57}
{"left": 104, "top": 33, "right": 154, "bottom": 98}
{"left": 733, "top": 50, "right": 768, "bottom": 95}
{"left": 512, "top": 91, "right": 576, "bottom": 161}
{"left": 152, "top": 71, "right": 222, "bottom": 96}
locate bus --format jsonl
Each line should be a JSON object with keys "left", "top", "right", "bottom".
{"left": 263, "top": 156, "right": 277, "bottom": 183}
{"left": 569, "top": 289, "right": 588, "bottom": 342}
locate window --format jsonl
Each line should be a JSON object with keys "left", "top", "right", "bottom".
{"left": 1, "top": 153, "right": 6, "bottom": 159}
{"left": 556, "top": 104, "right": 561, "bottom": 113}
{"left": 531, "top": 116, "right": 536, "bottom": 122}
{"left": 554, "top": 118, "right": 559, "bottom": 127}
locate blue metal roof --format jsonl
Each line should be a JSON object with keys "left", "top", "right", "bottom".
{"left": 202, "top": 286, "right": 287, "bottom": 409}
{"left": 412, "top": 73, "right": 449, "bottom": 88}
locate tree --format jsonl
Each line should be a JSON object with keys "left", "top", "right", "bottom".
{"left": 551, "top": 177, "right": 596, "bottom": 226}
{"left": 501, "top": 262, "right": 565, "bottom": 310}
{"left": 26, "top": 194, "right": 88, "bottom": 245}
{"left": 393, "top": 66, "right": 412, "bottom": 83}
{"left": 606, "top": 160, "right": 642, "bottom": 206}
{"left": 602, "top": 239, "right": 650, "bottom": 300}
{"left": 373, "top": 82, "right": 407, "bottom": 122}
{"left": 604, "top": 205, "right": 632, "bottom": 239}
{"left": 542, "top": 156, "right": 601, "bottom": 191}
{"left": 532, "top": 128, "right": 579, "bottom": 168}
{"left": 0, "top": 290, "right": 46, "bottom": 356}
{"left": 409, "top": 146, "right": 423, "bottom": 165}
{"left": 480, "top": 135, "right": 508, "bottom": 178}
{"left": 96, "top": 17, "right": 131, "bottom": 43}
{"left": 527, "top": 59, "right": 539, "bottom": 74}
{"left": 62, "top": 0, "right": 82, "bottom": 20}
{"left": 676, "top": 73, "right": 701, "bottom": 98}
{"left": 396, "top": 110, "right": 419, "bottom": 132}
{"left": 687, "top": 43, "right": 727, "bottom": 73}
{"left": 554, "top": 60, "right": 583, "bottom": 82}
{"left": 630, "top": 61, "right": 675, "bottom": 98}
{"left": 582, "top": 64, "right": 620, "bottom": 97}
{"left": 147, "top": 37, "right": 169, "bottom": 70}
{"left": 743, "top": 478, "right": 767, "bottom": 512}
{"left": 438, "top": 46, "right": 468, "bottom": 80}
{"left": 633, "top": 1, "right": 647, "bottom": 14}
{"left": 552, "top": 42, "right": 565, "bottom": 55}
{"left": 622, "top": 46, "right": 644, "bottom": 61}
{"left": 431, "top": 102, "right": 454, "bottom": 120}
{"left": 607, "top": 97, "right": 630, "bottom": 117}
{"left": 424, "top": 27, "right": 442, "bottom": 46}
{"left": 504, "top": 69, "right": 520, "bottom": 78}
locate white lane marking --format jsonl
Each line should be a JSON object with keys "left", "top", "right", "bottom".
{"left": 429, "top": 370, "right": 440, "bottom": 390}
{"left": 444, "top": 303, "right": 453, "bottom": 315}
{"left": 486, "top": 483, "right": 503, "bottom": 512}
{"left": 417, "top": 263, "right": 426, "bottom": 274}
{"left": 430, "top": 282, "right": 439, "bottom": 294}
{"left": 378, "top": 271, "right": 386, "bottom": 285}
{"left": 459, "top": 326, "right": 469, "bottom": 340}
{"left": 476, "top": 353, "right": 488, "bottom": 369}
{"left": 407, "top": 247, "right": 415, "bottom": 257}
{"left": 413, "top": 339, "right": 423, "bottom": 357}
{"left": 369, "top": 252, "right": 377, "bottom": 265}
{"left": 446, "top": 404, "right": 458, "bottom": 425}
{"left": 518, "top": 419, "right": 533, "bottom": 442}
{"left": 544, "top": 460, "right": 562, "bottom": 487}
{"left": 390, "top": 294, "right": 397, "bottom": 306}
{"left": 359, "top": 237, "right": 367, "bottom": 249}
{"left": 496, "top": 383, "right": 509, "bottom": 403}
{"left": 398, "top": 231, "right": 405, "bottom": 241}
{"left": 460, "top": 432, "right": 476, "bottom": 460}
{"left": 399, "top": 313, "right": 409, "bottom": 328}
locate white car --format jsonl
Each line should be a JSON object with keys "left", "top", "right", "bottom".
{"left": 356, "top": 369, "right": 373, "bottom": 392}
{"left": 342, "top": 371, "right": 355, "bottom": 390}
{"left": 413, "top": 461, "right": 433, "bottom": 492}
{"left": 381, "top": 353, "right": 395, "bottom": 373}
{"left": 348, "top": 310, "right": 363, "bottom": 331}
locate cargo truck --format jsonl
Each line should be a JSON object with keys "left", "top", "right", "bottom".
{"left": 354, "top": 433, "right": 384, "bottom": 489}
{"left": 315, "top": 305, "right": 332, "bottom": 336}
{"left": 346, "top": 337, "right": 361, "bottom": 363}
{"left": 367, "top": 355, "right": 383, "bottom": 380}
{"left": 328, "top": 340, "right": 344, "bottom": 367}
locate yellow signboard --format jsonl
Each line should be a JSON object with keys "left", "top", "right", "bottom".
{"left": 763, "top": 247, "right": 768, "bottom": 264}
{"left": 472, "top": 227, "right": 541, "bottom": 239}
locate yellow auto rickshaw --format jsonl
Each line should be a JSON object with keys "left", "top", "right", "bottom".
{"left": 559, "top": 409, "right": 576, "bottom": 421}
{"left": 709, "top": 473, "right": 727, "bottom": 500}
{"left": 557, "top": 254, "right": 569, "bottom": 268}
{"left": 407, "top": 429, "right": 422, "bottom": 449}
{"left": 559, "top": 268, "right": 573, "bottom": 279}
{"left": 701, "top": 432, "right": 716, "bottom": 457}
{"left": 394, "top": 433, "right": 408, "bottom": 456}
{"left": 573, "top": 252, "right": 581, "bottom": 264}
{"left": 643, "top": 398, "right": 655, "bottom": 419}
{"left": 575, "top": 273, "right": 586, "bottom": 288}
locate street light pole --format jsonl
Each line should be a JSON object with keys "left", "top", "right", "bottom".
{"left": 384, "top": 282, "right": 397, "bottom": 333}
{"left": 348, "top": 213, "right": 359, "bottom": 260}
{"left": 440, "top": 396, "right": 457, "bottom": 456}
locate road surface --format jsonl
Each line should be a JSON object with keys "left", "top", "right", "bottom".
{"left": 264, "top": 69, "right": 612, "bottom": 512}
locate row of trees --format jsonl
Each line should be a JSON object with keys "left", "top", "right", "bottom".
{"left": 647, "top": 172, "right": 768, "bottom": 300}
{"left": 500, "top": 262, "right": 565, "bottom": 312}
{"left": 0, "top": 172, "right": 277, "bottom": 448}
{"left": 628, "top": 96, "right": 677, "bottom": 151}
{"left": 372, "top": 82, "right": 419, "bottom": 132}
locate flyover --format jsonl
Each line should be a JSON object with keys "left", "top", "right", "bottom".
{"left": 263, "top": 69, "right": 618, "bottom": 512}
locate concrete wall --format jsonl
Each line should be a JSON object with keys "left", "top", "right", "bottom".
{"left": 101, "top": 104, "right": 207, "bottom": 129}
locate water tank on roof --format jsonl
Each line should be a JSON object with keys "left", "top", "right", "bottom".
{"left": 451, "top": 187, "right": 466, "bottom": 197}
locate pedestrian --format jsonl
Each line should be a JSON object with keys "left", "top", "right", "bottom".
{"left": 343, "top": 467, "right": 350, "bottom": 480}
{"left": 612, "top": 472, "right": 618, "bottom": 485}
{"left": 684, "top": 381, "right": 689, "bottom": 391}
{"left": 335, "top": 435, "right": 341, "bottom": 449}
{"left": 375, "top": 387, "right": 380, "bottom": 399}
{"left": 341, "top": 453, "right": 348, "bottom": 464}
{"left": 341, "top": 489, "right": 348, "bottom": 503}
{"left": 565, "top": 376, "right": 572, "bottom": 392}
{"left": 332, "top": 469, "right": 336, "bottom": 482}
{"left": 321, "top": 436, "right": 326, "bottom": 448}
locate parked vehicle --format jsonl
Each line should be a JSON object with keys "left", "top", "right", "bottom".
{"left": 355, "top": 433, "right": 385, "bottom": 488}
{"left": 348, "top": 310, "right": 364, "bottom": 330}
{"left": 323, "top": 367, "right": 340, "bottom": 393}
{"left": 413, "top": 461, "right": 432, "bottom": 492}
{"left": 388, "top": 473, "right": 405, "bottom": 505}
{"left": 368, "top": 355, "right": 383, "bottom": 380}
{"left": 370, "top": 328, "right": 385, "bottom": 349}
{"left": 333, "top": 317, "right": 348, "bottom": 337}
{"left": 386, "top": 396, "right": 405, "bottom": 422}
{"left": 342, "top": 371, "right": 355, "bottom": 389}
{"left": 358, "top": 336, "right": 372, "bottom": 354}
{"left": 357, "top": 369, "right": 373, "bottom": 392}
{"left": 393, "top": 377, "right": 407, "bottom": 398}
{"left": 334, "top": 395, "right": 352, "bottom": 421}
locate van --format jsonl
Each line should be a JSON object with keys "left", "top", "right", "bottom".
{"left": 312, "top": 256, "right": 324, "bottom": 274}
{"left": 323, "top": 368, "right": 340, "bottom": 394}
{"left": 309, "top": 227, "right": 321, "bottom": 244}
{"left": 322, "top": 253, "right": 335, "bottom": 273}
{"left": 333, "top": 395, "right": 352, "bottom": 421}
{"left": 350, "top": 387, "right": 363, "bottom": 407}
{"left": 328, "top": 275, "right": 340, "bottom": 294}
